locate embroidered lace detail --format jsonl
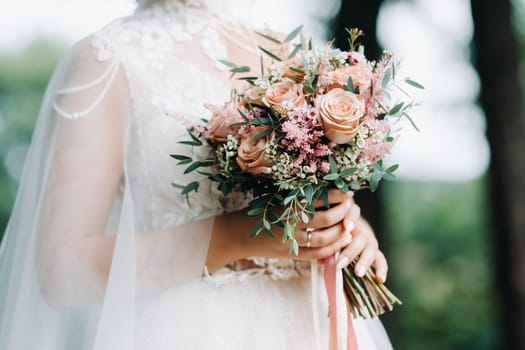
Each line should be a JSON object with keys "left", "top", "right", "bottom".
{"left": 203, "top": 258, "right": 311, "bottom": 286}
{"left": 90, "top": 4, "right": 227, "bottom": 69}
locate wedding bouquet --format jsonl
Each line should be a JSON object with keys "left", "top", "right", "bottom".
{"left": 172, "top": 27, "right": 422, "bottom": 319}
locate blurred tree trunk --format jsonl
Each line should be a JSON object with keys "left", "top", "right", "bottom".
{"left": 470, "top": 0, "right": 525, "bottom": 348}
{"left": 330, "top": 0, "right": 385, "bottom": 233}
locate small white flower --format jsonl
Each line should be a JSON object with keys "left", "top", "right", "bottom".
{"left": 255, "top": 79, "right": 271, "bottom": 88}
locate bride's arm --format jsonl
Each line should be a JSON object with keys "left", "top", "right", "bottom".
{"left": 36, "top": 40, "right": 221, "bottom": 307}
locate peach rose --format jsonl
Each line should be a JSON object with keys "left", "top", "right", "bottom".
{"left": 243, "top": 86, "right": 266, "bottom": 105}
{"left": 329, "top": 64, "right": 372, "bottom": 92}
{"left": 208, "top": 103, "right": 243, "bottom": 143}
{"left": 317, "top": 88, "right": 365, "bottom": 144}
{"left": 236, "top": 126, "right": 275, "bottom": 174}
{"left": 263, "top": 81, "right": 306, "bottom": 109}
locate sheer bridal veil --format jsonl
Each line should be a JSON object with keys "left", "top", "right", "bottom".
{"left": 0, "top": 0, "right": 252, "bottom": 349}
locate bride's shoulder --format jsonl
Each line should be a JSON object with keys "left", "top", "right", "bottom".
{"left": 71, "top": 9, "right": 172, "bottom": 64}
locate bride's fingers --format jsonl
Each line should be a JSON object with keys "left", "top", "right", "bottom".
{"left": 336, "top": 234, "right": 366, "bottom": 269}
{"left": 312, "top": 189, "right": 353, "bottom": 209}
{"left": 373, "top": 251, "right": 388, "bottom": 283}
{"left": 353, "top": 246, "right": 378, "bottom": 277}
{"left": 300, "top": 233, "right": 352, "bottom": 260}
{"left": 296, "top": 222, "right": 346, "bottom": 248}
{"left": 297, "top": 199, "right": 353, "bottom": 230}
{"left": 343, "top": 203, "right": 360, "bottom": 232}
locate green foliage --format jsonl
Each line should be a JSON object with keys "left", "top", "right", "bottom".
{"left": 381, "top": 179, "right": 502, "bottom": 350}
{"left": 0, "top": 41, "right": 64, "bottom": 241}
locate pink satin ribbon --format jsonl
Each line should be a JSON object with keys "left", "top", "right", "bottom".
{"left": 323, "top": 255, "right": 359, "bottom": 350}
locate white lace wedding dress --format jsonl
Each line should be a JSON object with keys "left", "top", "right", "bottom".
{"left": 0, "top": 1, "right": 392, "bottom": 349}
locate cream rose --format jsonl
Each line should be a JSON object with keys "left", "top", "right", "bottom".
{"left": 236, "top": 127, "right": 275, "bottom": 174}
{"left": 317, "top": 88, "right": 365, "bottom": 144}
{"left": 243, "top": 86, "right": 266, "bottom": 105}
{"left": 263, "top": 81, "right": 306, "bottom": 109}
{"left": 329, "top": 64, "right": 372, "bottom": 92}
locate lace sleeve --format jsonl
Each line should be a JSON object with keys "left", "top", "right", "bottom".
{"left": 37, "top": 37, "right": 129, "bottom": 306}
{"left": 37, "top": 36, "right": 214, "bottom": 308}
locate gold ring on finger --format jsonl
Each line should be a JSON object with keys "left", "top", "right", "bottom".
{"left": 306, "top": 227, "right": 314, "bottom": 248}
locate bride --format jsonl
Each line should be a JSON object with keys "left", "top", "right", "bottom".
{"left": 0, "top": 0, "right": 393, "bottom": 349}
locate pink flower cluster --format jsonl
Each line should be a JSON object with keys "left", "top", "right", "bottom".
{"left": 280, "top": 106, "right": 335, "bottom": 175}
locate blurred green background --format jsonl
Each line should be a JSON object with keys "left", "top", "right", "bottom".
{"left": 2, "top": 0, "right": 525, "bottom": 349}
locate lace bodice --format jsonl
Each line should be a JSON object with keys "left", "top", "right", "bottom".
{"left": 52, "top": 3, "right": 309, "bottom": 284}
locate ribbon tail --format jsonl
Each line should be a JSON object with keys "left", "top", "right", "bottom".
{"left": 311, "top": 260, "right": 323, "bottom": 350}
{"left": 324, "top": 255, "right": 359, "bottom": 350}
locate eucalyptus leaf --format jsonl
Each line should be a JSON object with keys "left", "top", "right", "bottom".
{"left": 289, "top": 239, "right": 299, "bottom": 256}
{"left": 267, "top": 210, "right": 281, "bottom": 224}
{"left": 304, "top": 185, "right": 314, "bottom": 203}
{"left": 323, "top": 173, "right": 339, "bottom": 181}
{"left": 251, "top": 128, "right": 273, "bottom": 142}
{"left": 283, "top": 223, "right": 294, "bottom": 242}
{"left": 181, "top": 181, "right": 199, "bottom": 195}
{"left": 171, "top": 182, "right": 185, "bottom": 189}
{"left": 237, "top": 108, "right": 249, "bottom": 121}
{"left": 255, "top": 31, "right": 282, "bottom": 44}
{"left": 264, "top": 228, "right": 277, "bottom": 238}
{"left": 247, "top": 207, "right": 265, "bottom": 217}
{"left": 258, "top": 46, "right": 282, "bottom": 61}
{"left": 404, "top": 78, "right": 425, "bottom": 89}
{"left": 328, "top": 155, "right": 338, "bottom": 173}
{"left": 385, "top": 164, "right": 399, "bottom": 173}
{"left": 284, "top": 25, "right": 304, "bottom": 43}
{"left": 303, "top": 85, "right": 315, "bottom": 94}
{"left": 382, "top": 68, "right": 392, "bottom": 88}
{"left": 218, "top": 59, "right": 238, "bottom": 68}
{"left": 347, "top": 76, "right": 355, "bottom": 93}
{"left": 250, "top": 220, "right": 264, "bottom": 238}
{"left": 231, "top": 66, "right": 251, "bottom": 73}
{"left": 335, "top": 177, "right": 345, "bottom": 189}
{"left": 170, "top": 154, "right": 192, "bottom": 161}
{"left": 388, "top": 102, "right": 404, "bottom": 115}
{"left": 382, "top": 173, "right": 396, "bottom": 181}
{"left": 250, "top": 117, "right": 272, "bottom": 125}
{"left": 184, "top": 162, "right": 203, "bottom": 174}
{"left": 288, "top": 44, "right": 302, "bottom": 59}
{"left": 402, "top": 112, "right": 420, "bottom": 132}
{"left": 340, "top": 167, "right": 358, "bottom": 177}
{"left": 350, "top": 182, "right": 361, "bottom": 191}
{"left": 369, "top": 175, "right": 381, "bottom": 192}
{"left": 301, "top": 211, "right": 309, "bottom": 224}
{"left": 322, "top": 188, "right": 330, "bottom": 209}
{"left": 179, "top": 140, "right": 202, "bottom": 146}
{"left": 249, "top": 195, "right": 271, "bottom": 209}
{"left": 289, "top": 66, "right": 305, "bottom": 74}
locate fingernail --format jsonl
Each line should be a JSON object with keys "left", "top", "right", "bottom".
{"left": 345, "top": 220, "right": 355, "bottom": 234}
{"left": 356, "top": 265, "right": 366, "bottom": 277}
{"left": 379, "top": 272, "right": 387, "bottom": 283}
{"left": 337, "top": 256, "right": 349, "bottom": 270}
{"left": 345, "top": 200, "right": 352, "bottom": 209}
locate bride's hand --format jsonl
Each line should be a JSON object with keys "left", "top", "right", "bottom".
{"left": 337, "top": 217, "right": 389, "bottom": 284}
{"left": 207, "top": 189, "right": 357, "bottom": 271}
{"left": 239, "top": 189, "right": 359, "bottom": 261}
